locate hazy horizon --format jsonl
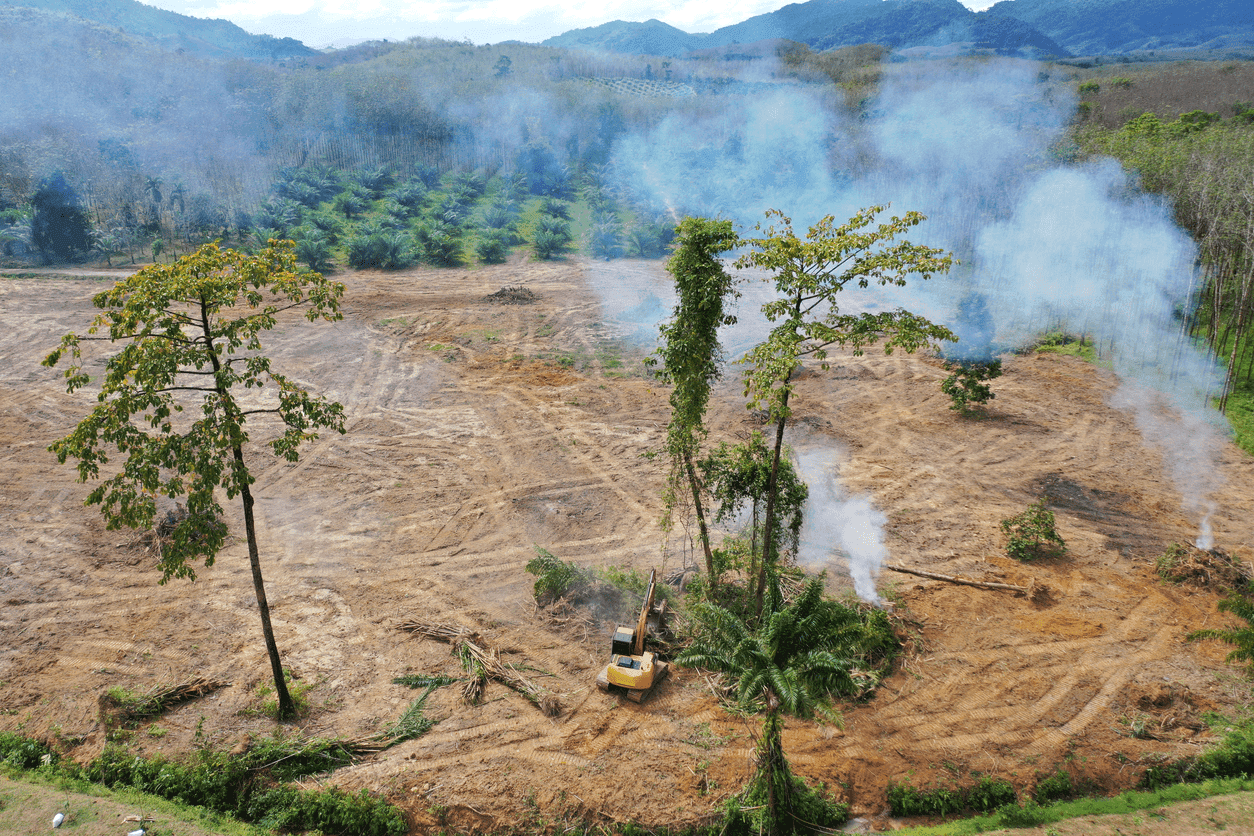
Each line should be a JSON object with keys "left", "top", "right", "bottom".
{"left": 147, "top": 0, "right": 999, "bottom": 49}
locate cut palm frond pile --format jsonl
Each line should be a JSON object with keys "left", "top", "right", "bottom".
{"left": 98, "top": 677, "right": 227, "bottom": 725}
{"left": 398, "top": 619, "right": 561, "bottom": 717}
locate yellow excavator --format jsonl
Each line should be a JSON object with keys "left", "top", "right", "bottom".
{"left": 596, "top": 568, "right": 668, "bottom": 702}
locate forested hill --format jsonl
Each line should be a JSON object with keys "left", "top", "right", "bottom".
{"left": 985, "top": 0, "right": 1254, "bottom": 56}
{"left": 0, "top": 0, "right": 313, "bottom": 60}
{"left": 543, "top": 0, "right": 1254, "bottom": 58}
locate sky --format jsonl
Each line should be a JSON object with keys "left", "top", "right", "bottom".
{"left": 152, "top": 0, "right": 998, "bottom": 49}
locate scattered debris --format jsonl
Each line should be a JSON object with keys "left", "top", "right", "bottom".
{"left": 399, "top": 620, "right": 561, "bottom": 717}
{"left": 483, "top": 285, "right": 538, "bottom": 304}
{"left": 884, "top": 563, "right": 1036, "bottom": 596}
{"left": 396, "top": 619, "right": 479, "bottom": 643}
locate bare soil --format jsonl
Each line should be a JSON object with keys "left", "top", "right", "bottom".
{"left": 2, "top": 260, "right": 1253, "bottom": 833}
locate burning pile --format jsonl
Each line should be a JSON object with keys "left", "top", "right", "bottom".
{"left": 1156, "top": 542, "right": 1252, "bottom": 590}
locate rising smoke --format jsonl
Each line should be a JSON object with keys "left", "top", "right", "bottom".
{"left": 794, "top": 442, "right": 887, "bottom": 603}
{"left": 607, "top": 57, "right": 1230, "bottom": 598}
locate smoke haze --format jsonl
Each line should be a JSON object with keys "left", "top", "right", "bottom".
{"left": 606, "top": 58, "right": 1229, "bottom": 595}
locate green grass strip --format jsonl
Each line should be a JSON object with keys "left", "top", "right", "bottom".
{"left": 896, "top": 776, "right": 1254, "bottom": 835}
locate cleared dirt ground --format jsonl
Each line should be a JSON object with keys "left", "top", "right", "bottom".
{"left": 2, "top": 258, "right": 1253, "bottom": 833}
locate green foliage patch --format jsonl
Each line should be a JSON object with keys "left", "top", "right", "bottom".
{"left": 1001, "top": 499, "right": 1066, "bottom": 561}
{"left": 525, "top": 546, "right": 594, "bottom": 602}
{"left": 887, "top": 775, "right": 1016, "bottom": 817}
{"left": 940, "top": 358, "right": 1002, "bottom": 413}
{"left": 0, "top": 730, "right": 404, "bottom": 836}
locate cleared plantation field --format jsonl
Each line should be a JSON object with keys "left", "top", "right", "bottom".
{"left": 1, "top": 258, "right": 1253, "bottom": 832}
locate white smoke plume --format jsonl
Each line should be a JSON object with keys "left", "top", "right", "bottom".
{"left": 608, "top": 58, "right": 1230, "bottom": 549}
{"left": 794, "top": 443, "right": 887, "bottom": 603}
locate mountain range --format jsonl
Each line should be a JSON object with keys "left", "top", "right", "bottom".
{"left": 2, "top": 0, "right": 1251, "bottom": 62}
{"left": 542, "top": 0, "right": 1254, "bottom": 59}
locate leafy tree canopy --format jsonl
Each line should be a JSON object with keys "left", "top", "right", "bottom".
{"left": 44, "top": 240, "right": 346, "bottom": 583}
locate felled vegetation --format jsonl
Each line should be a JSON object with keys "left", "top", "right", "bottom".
{"left": 97, "top": 677, "right": 227, "bottom": 726}
{"left": 1156, "top": 541, "right": 1252, "bottom": 589}
{"left": 397, "top": 617, "right": 562, "bottom": 716}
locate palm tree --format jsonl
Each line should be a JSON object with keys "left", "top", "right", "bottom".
{"left": 677, "top": 577, "right": 896, "bottom": 834}
{"left": 1189, "top": 589, "right": 1254, "bottom": 672}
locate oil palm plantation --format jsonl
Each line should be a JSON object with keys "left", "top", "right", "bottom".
{"left": 677, "top": 576, "right": 897, "bottom": 835}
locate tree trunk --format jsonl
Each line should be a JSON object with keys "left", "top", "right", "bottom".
{"left": 200, "top": 296, "right": 294, "bottom": 720}
{"left": 755, "top": 403, "right": 790, "bottom": 619}
{"left": 759, "top": 708, "right": 790, "bottom": 836}
{"left": 236, "top": 454, "right": 296, "bottom": 720}
{"left": 1219, "top": 263, "right": 1253, "bottom": 413}
{"left": 683, "top": 449, "right": 715, "bottom": 581}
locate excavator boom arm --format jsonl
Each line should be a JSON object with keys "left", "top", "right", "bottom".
{"left": 633, "top": 569, "right": 656, "bottom": 656}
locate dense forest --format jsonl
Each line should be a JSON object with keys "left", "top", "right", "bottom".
{"left": 2, "top": 10, "right": 1253, "bottom": 445}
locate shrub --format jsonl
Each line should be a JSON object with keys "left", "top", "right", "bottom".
{"left": 967, "top": 775, "right": 1017, "bottom": 812}
{"left": 525, "top": 546, "right": 591, "bottom": 602}
{"left": 887, "top": 780, "right": 965, "bottom": 817}
{"left": 1034, "top": 768, "right": 1074, "bottom": 803}
{"left": 0, "top": 731, "right": 56, "bottom": 769}
{"left": 81, "top": 738, "right": 406, "bottom": 835}
{"left": 995, "top": 798, "right": 1050, "bottom": 827}
{"left": 1001, "top": 499, "right": 1066, "bottom": 561}
{"left": 940, "top": 358, "right": 1002, "bottom": 413}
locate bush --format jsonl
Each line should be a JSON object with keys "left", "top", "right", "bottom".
{"left": 967, "top": 775, "right": 1017, "bottom": 812}
{"left": 1001, "top": 499, "right": 1066, "bottom": 561}
{"left": 81, "top": 739, "right": 405, "bottom": 835}
{"left": 887, "top": 775, "right": 1018, "bottom": 817}
{"left": 0, "top": 731, "right": 57, "bottom": 769}
{"left": 995, "top": 798, "right": 1051, "bottom": 828}
{"left": 940, "top": 358, "right": 1002, "bottom": 413}
{"left": 887, "top": 780, "right": 965, "bottom": 817}
{"left": 525, "top": 546, "right": 591, "bottom": 602}
{"left": 1033, "top": 768, "right": 1073, "bottom": 803}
